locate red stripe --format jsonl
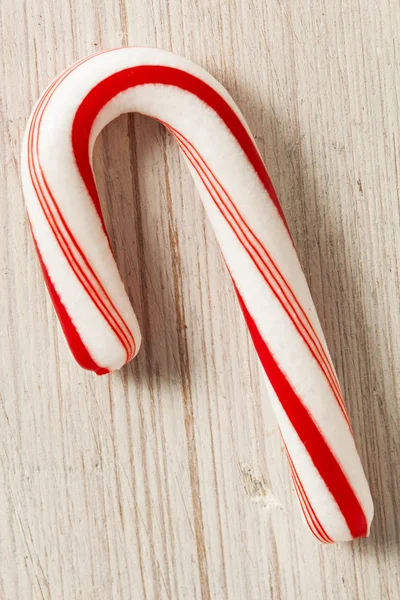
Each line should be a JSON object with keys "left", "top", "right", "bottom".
{"left": 71, "top": 65, "right": 289, "bottom": 229}
{"left": 284, "top": 442, "right": 332, "bottom": 543}
{"left": 286, "top": 454, "right": 327, "bottom": 543}
{"left": 233, "top": 284, "right": 367, "bottom": 539}
{"left": 288, "top": 455, "right": 333, "bottom": 544}
{"left": 166, "top": 123, "right": 348, "bottom": 424}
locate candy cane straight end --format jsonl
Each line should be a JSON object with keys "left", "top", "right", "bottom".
{"left": 21, "top": 47, "right": 373, "bottom": 543}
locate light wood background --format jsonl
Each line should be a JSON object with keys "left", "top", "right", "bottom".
{"left": 1, "top": 0, "right": 399, "bottom": 598}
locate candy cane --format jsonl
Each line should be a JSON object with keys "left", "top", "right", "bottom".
{"left": 21, "top": 47, "right": 373, "bottom": 543}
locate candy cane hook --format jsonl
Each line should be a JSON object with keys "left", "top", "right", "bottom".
{"left": 21, "top": 48, "right": 373, "bottom": 543}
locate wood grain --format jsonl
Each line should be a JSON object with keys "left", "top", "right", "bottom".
{"left": 1, "top": 0, "right": 399, "bottom": 598}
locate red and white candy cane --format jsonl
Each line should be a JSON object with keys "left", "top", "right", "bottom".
{"left": 21, "top": 47, "right": 373, "bottom": 543}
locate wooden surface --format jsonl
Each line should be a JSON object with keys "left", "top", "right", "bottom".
{"left": 1, "top": 0, "right": 399, "bottom": 598}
